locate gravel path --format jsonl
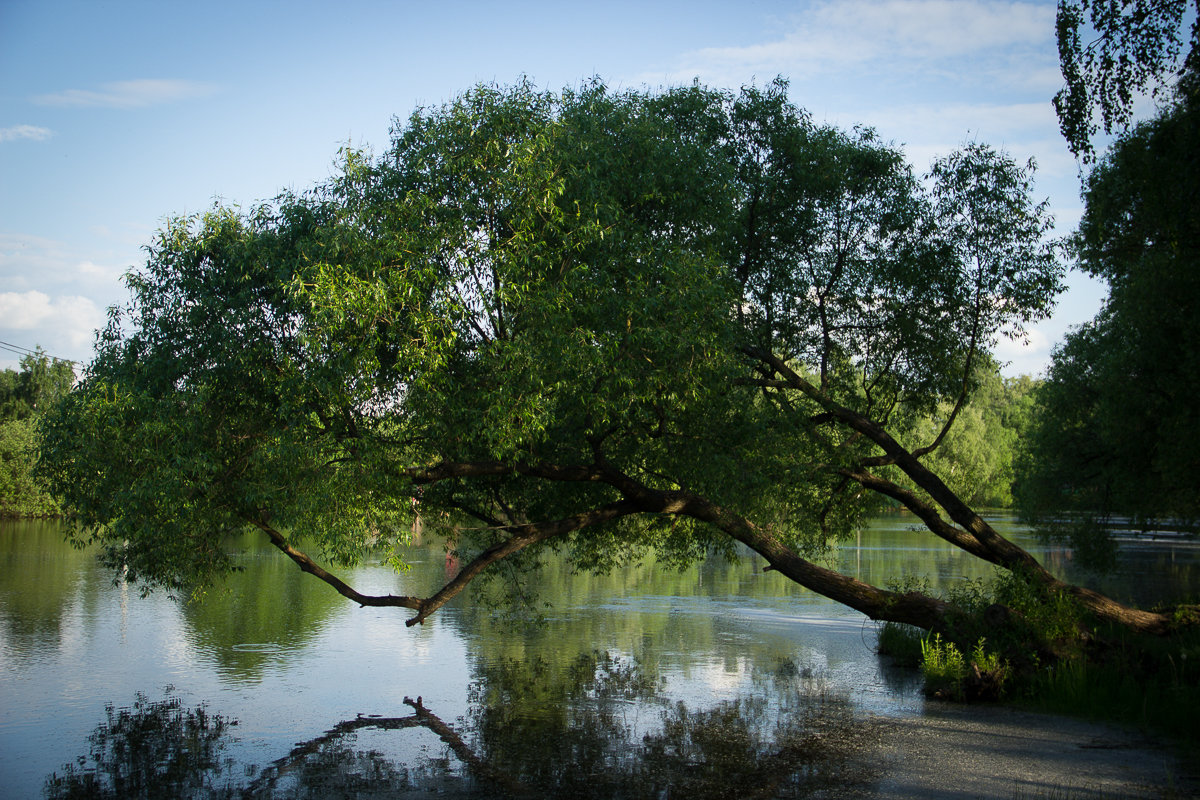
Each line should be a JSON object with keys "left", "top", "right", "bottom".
{"left": 853, "top": 703, "right": 1197, "bottom": 799}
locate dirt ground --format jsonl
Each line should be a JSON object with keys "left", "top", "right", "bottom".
{"left": 852, "top": 702, "right": 1197, "bottom": 799}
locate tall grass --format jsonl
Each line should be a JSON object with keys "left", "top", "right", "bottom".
{"left": 1019, "top": 629, "right": 1200, "bottom": 751}
{"left": 876, "top": 621, "right": 924, "bottom": 667}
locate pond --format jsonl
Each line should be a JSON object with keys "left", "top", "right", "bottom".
{"left": 1, "top": 515, "right": 1197, "bottom": 798}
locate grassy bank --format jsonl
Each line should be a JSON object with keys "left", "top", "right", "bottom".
{"left": 877, "top": 584, "right": 1200, "bottom": 756}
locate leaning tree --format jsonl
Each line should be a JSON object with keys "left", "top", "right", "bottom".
{"left": 38, "top": 79, "right": 1192, "bottom": 642}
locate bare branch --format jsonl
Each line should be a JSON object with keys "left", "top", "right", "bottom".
{"left": 251, "top": 498, "right": 640, "bottom": 626}
{"left": 252, "top": 521, "right": 424, "bottom": 611}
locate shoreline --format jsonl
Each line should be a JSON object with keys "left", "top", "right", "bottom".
{"left": 851, "top": 702, "right": 1197, "bottom": 799}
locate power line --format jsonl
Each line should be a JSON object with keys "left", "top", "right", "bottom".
{"left": 0, "top": 340, "right": 82, "bottom": 367}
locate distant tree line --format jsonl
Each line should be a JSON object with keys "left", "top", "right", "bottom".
{"left": 901, "top": 362, "right": 1039, "bottom": 511}
{"left": 0, "top": 350, "right": 74, "bottom": 517}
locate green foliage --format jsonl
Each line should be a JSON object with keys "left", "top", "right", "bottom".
{"left": 970, "top": 637, "right": 1012, "bottom": 690}
{"left": 0, "top": 349, "right": 73, "bottom": 517}
{"left": 1019, "top": 92, "right": 1200, "bottom": 562}
{"left": 0, "top": 417, "right": 60, "bottom": 517}
{"left": 991, "top": 570, "right": 1085, "bottom": 645}
{"left": 884, "top": 569, "right": 1080, "bottom": 700}
{"left": 0, "top": 348, "right": 75, "bottom": 423}
{"left": 920, "top": 633, "right": 968, "bottom": 698}
{"left": 920, "top": 633, "right": 1011, "bottom": 701}
{"left": 37, "top": 78, "right": 1063, "bottom": 612}
{"left": 1054, "top": 0, "right": 1199, "bottom": 162}
{"left": 902, "top": 363, "right": 1040, "bottom": 508}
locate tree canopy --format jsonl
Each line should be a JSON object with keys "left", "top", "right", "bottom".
{"left": 1019, "top": 86, "right": 1200, "bottom": 553}
{"left": 39, "top": 79, "right": 1186, "bottom": 638}
{"left": 0, "top": 349, "right": 75, "bottom": 423}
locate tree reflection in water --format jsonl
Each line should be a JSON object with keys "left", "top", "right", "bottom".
{"left": 43, "top": 692, "right": 241, "bottom": 799}
{"left": 46, "top": 653, "right": 879, "bottom": 799}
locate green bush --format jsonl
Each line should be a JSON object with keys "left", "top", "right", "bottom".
{"left": 919, "top": 634, "right": 1011, "bottom": 701}
{"left": 0, "top": 418, "right": 59, "bottom": 517}
{"left": 920, "top": 633, "right": 968, "bottom": 699}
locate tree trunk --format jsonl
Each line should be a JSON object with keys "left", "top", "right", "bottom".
{"left": 750, "top": 349, "right": 1180, "bottom": 636}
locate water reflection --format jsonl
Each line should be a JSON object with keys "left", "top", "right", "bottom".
{"left": 180, "top": 533, "right": 344, "bottom": 683}
{"left": 44, "top": 692, "right": 241, "bottom": 799}
{"left": 46, "top": 652, "right": 878, "bottom": 799}
{"left": 6, "top": 513, "right": 1198, "bottom": 797}
{"left": 0, "top": 521, "right": 97, "bottom": 664}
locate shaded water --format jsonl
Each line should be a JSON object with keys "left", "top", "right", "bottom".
{"left": 1, "top": 515, "right": 1197, "bottom": 797}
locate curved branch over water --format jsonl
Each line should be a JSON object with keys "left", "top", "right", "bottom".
{"left": 252, "top": 499, "right": 641, "bottom": 626}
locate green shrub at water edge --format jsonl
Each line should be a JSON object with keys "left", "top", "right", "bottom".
{"left": 920, "top": 633, "right": 967, "bottom": 699}
{"left": 881, "top": 574, "right": 1198, "bottom": 747}
{"left": 916, "top": 633, "right": 1011, "bottom": 701}
{"left": 876, "top": 621, "right": 925, "bottom": 667}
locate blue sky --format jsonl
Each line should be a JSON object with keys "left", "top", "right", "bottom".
{"left": 1, "top": 0, "right": 1105, "bottom": 375}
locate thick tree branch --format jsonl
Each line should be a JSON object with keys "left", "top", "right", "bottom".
{"left": 745, "top": 347, "right": 1049, "bottom": 569}
{"left": 836, "top": 467, "right": 992, "bottom": 561}
{"left": 586, "top": 464, "right": 955, "bottom": 630}
{"left": 743, "top": 346, "right": 1177, "bottom": 634}
{"left": 411, "top": 453, "right": 956, "bottom": 629}
{"left": 272, "top": 447, "right": 1180, "bottom": 634}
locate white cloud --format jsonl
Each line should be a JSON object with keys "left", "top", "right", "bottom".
{"left": 0, "top": 124, "right": 54, "bottom": 143}
{"left": 818, "top": 100, "right": 1056, "bottom": 162}
{"left": 719, "top": 1, "right": 1044, "bottom": 63}
{"left": 0, "top": 292, "right": 105, "bottom": 371}
{"left": 852, "top": 101, "right": 1055, "bottom": 140}
{"left": 826, "top": 0, "right": 1050, "bottom": 57}
{"left": 0, "top": 290, "right": 53, "bottom": 328}
{"left": 638, "top": 1, "right": 1058, "bottom": 96}
{"left": 0, "top": 291, "right": 103, "bottom": 346}
{"left": 995, "top": 326, "right": 1053, "bottom": 376}
{"left": 0, "top": 232, "right": 131, "bottom": 291}
{"left": 0, "top": 234, "right": 130, "bottom": 362}
{"left": 0, "top": 235, "right": 127, "bottom": 368}
{"left": 32, "top": 79, "right": 217, "bottom": 109}
{"left": 77, "top": 260, "right": 123, "bottom": 281}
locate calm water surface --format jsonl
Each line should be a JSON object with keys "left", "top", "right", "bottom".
{"left": 1, "top": 515, "right": 1196, "bottom": 798}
